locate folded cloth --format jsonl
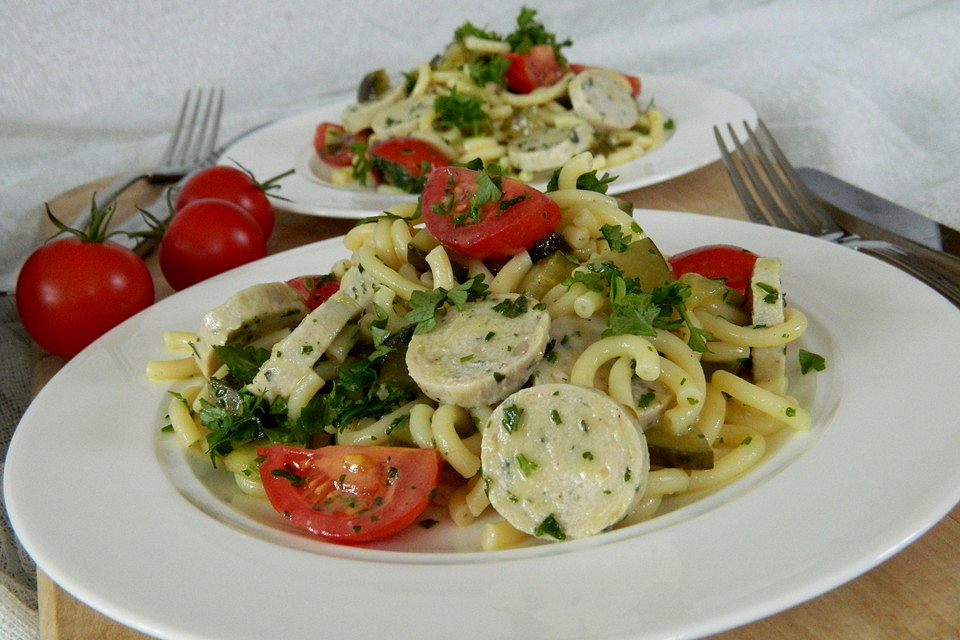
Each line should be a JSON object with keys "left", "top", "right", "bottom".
{"left": 0, "top": 297, "right": 37, "bottom": 639}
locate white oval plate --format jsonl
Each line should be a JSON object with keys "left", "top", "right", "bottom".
{"left": 217, "top": 75, "right": 756, "bottom": 219}
{"left": 7, "top": 211, "right": 960, "bottom": 640}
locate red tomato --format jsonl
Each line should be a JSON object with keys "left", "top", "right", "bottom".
{"left": 367, "top": 137, "right": 450, "bottom": 188}
{"left": 568, "top": 63, "right": 641, "bottom": 96}
{"left": 16, "top": 237, "right": 154, "bottom": 358}
{"left": 285, "top": 274, "right": 340, "bottom": 310}
{"left": 313, "top": 122, "right": 358, "bottom": 168}
{"left": 503, "top": 44, "right": 565, "bottom": 94}
{"left": 421, "top": 166, "right": 562, "bottom": 260}
{"left": 668, "top": 244, "right": 758, "bottom": 295}
{"left": 257, "top": 444, "right": 442, "bottom": 543}
{"left": 175, "top": 165, "right": 278, "bottom": 238}
{"left": 159, "top": 198, "right": 267, "bottom": 291}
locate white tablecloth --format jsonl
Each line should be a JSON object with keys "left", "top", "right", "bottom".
{"left": 1, "top": 1, "right": 958, "bottom": 637}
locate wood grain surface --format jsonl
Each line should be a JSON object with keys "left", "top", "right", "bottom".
{"left": 29, "top": 162, "right": 960, "bottom": 639}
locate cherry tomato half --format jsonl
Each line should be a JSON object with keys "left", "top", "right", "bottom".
{"left": 668, "top": 244, "right": 758, "bottom": 295}
{"left": 503, "top": 44, "right": 566, "bottom": 94}
{"left": 16, "top": 237, "right": 154, "bottom": 358}
{"left": 285, "top": 274, "right": 340, "bottom": 310}
{"left": 175, "top": 165, "right": 276, "bottom": 238}
{"left": 367, "top": 137, "right": 450, "bottom": 191}
{"left": 421, "top": 166, "right": 562, "bottom": 260}
{"left": 568, "top": 63, "right": 641, "bottom": 96}
{"left": 159, "top": 198, "right": 267, "bottom": 291}
{"left": 258, "top": 444, "right": 442, "bottom": 544}
{"left": 313, "top": 122, "right": 357, "bottom": 168}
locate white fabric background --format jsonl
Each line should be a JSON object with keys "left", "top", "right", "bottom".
{"left": 1, "top": 1, "right": 958, "bottom": 637}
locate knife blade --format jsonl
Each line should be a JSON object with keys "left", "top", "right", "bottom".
{"left": 797, "top": 167, "right": 960, "bottom": 276}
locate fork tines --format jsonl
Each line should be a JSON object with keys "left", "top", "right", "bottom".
{"left": 714, "top": 119, "right": 836, "bottom": 237}
{"left": 160, "top": 87, "right": 224, "bottom": 175}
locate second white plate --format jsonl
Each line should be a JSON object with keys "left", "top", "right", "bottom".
{"left": 217, "top": 75, "right": 757, "bottom": 218}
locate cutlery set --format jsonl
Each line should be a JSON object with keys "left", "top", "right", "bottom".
{"left": 714, "top": 119, "right": 960, "bottom": 308}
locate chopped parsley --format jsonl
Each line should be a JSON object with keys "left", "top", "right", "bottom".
{"left": 404, "top": 274, "right": 489, "bottom": 333}
{"left": 798, "top": 349, "right": 826, "bottom": 374}
{"left": 546, "top": 168, "right": 616, "bottom": 194}
{"left": 502, "top": 404, "right": 524, "bottom": 432}
{"left": 534, "top": 513, "right": 566, "bottom": 540}
{"left": 516, "top": 453, "right": 539, "bottom": 477}
{"left": 755, "top": 282, "right": 780, "bottom": 304}
{"left": 492, "top": 295, "right": 529, "bottom": 318}
{"left": 435, "top": 87, "right": 488, "bottom": 135}
{"left": 599, "top": 224, "right": 633, "bottom": 253}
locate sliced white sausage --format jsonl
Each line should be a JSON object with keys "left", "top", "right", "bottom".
{"left": 750, "top": 257, "right": 786, "bottom": 393}
{"left": 568, "top": 68, "right": 639, "bottom": 131}
{"left": 405, "top": 293, "right": 550, "bottom": 407}
{"left": 192, "top": 282, "right": 308, "bottom": 377}
{"left": 370, "top": 95, "right": 434, "bottom": 139}
{"left": 248, "top": 266, "right": 376, "bottom": 401}
{"left": 481, "top": 383, "right": 648, "bottom": 540}
{"left": 507, "top": 121, "right": 595, "bottom": 173}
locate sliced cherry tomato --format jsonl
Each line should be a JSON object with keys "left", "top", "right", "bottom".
{"left": 503, "top": 44, "right": 565, "bottom": 94}
{"left": 175, "top": 165, "right": 281, "bottom": 238}
{"left": 367, "top": 137, "right": 450, "bottom": 192}
{"left": 16, "top": 235, "right": 154, "bottom": 359}
{"left": 313, "top": 122, "right": 357, "bottom": 167}
{"left": 668, "top": 244, "right": 758, "bottom": 295}
{"left": 421, "top": 166, "right": 562, "bottom": 260}
{"left": 568, "top": 63, "right": 641, "bottom": 96}
{"left": 257, "top": 444, "right": 442, "bottom": 544}
{"left": 285, "top": 274, "right": 340, "bottom": 310}
{"left": 159, "top": 198, "right": 267, "bottom": 291}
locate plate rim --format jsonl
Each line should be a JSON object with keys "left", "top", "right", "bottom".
{"left": 7, "top": 210, "right": 960, "bottom": 640}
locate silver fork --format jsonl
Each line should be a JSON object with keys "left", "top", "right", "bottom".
{"left": 72, "top": 87, "right": 224, "bottom": 230}
{"left": 715, "top": 119, "right": 960, "bottom": 308}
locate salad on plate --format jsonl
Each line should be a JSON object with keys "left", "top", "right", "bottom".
{"left": 147, "top": 151, "right": 820, "bottom": 549}
{"left": 311, "top": 7, "right": 671, "bottom": 194}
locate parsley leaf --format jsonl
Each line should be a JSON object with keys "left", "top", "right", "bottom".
{"left": 546, "top": 169, "right": 617, "bottom": 194}
{"left": 454, "top": 21, "right": 501, "bottom": 42}
{"left": 435, "top": 87, "right": 488, "bottom": 135}
{"left": 755, "top": 282, "right": 780, "bottom": 304}
{"left": 491, "top": 295, "right": 529, "bottom": 318}
{"left": 213, "top": 344, "right": 270, "bottom": 385}
{"left": 468, "top": 55, "right": 510, "bottom": 86}
{"left": 799, "top": 349, "right": 826, "bottom": 374}
{"left": 534, "top": 513, "right": 567, "bottom": 540}
{"left": 504, "top": 8, "right": 572, "bottom": 64}
{"left": 368, "top": 154, "right": 429, "bottom": 194}
{"left": 405, "top": 274, "right": 489, "bottom": 333}
{"left": 600, "top": 224, "right": 632, "bottom": 252}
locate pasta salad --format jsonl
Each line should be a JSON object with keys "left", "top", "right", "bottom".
{"left": 312, "top": 8, "right": 670, "bottom": 194}
{"left": 148, "top": 152, "right": 821, "bottom": 548}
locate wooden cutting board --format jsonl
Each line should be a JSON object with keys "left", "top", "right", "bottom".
{"left": 31, "top": 162, "right": 960, "bottom": 639}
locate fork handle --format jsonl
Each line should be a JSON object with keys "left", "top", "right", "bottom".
{"left": 69, "top": 171, "right": 149, "bottom": 231}
{"left": 856, "top": 241, "right": 960, "bottom": 309}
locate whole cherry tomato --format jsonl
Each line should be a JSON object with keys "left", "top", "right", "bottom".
{"left": 159, "top": 198, "right": 267, "bottom": 291}
{"left": 16, "top": 204, "right": 154, "bottom": 358}
{"left": 175, "top": 165, "right": 289, "bottom": 238}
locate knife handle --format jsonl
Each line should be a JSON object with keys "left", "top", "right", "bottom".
{"left": 855, "top": 241, "right": 960, "bottom": 309}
